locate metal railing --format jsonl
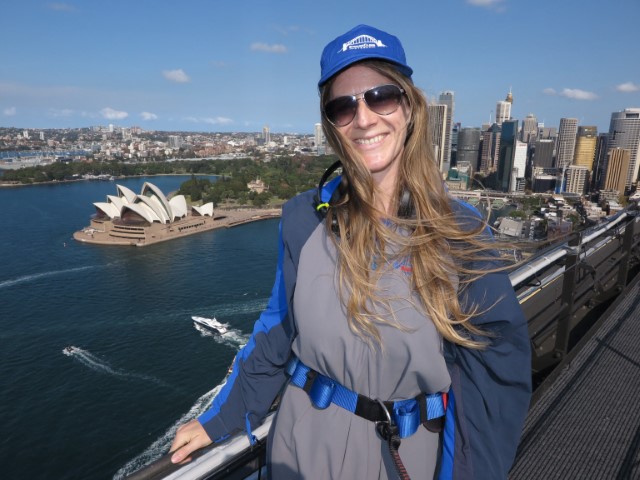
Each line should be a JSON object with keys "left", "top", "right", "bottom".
{"left": 125, "top": 206, "right": 640, "bottom": 480}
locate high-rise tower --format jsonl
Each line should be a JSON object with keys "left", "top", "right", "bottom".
{"left": 438, "top": 91, "right": 454, "bottom": 172}
{"left": 573, "top": 126, "right": 598, "bottom": 171}
{"left": 607, "top": 109, "right": 640, "bottom": 192}
{"left": 521, "top": 114, "right": 538, "bottom": 143}
{"left": 556, "top": 118, "right": 579, "bottom": 170}
{"left": 495, "top": 101, "right": 511, "bottom": 125}
{"left": 428, "top": 104, "right": 448, "bottom": 174}
{"left": 497, "top": 120, "right": 518, "bottom": 192}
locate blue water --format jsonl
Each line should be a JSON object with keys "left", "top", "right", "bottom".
{"left": 0, "top": 177, "right": 280, "bottom": 479}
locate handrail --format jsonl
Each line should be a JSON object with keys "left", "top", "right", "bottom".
{"left": 124, "top": 207, "right": 640, "bottom": 480}
{"left": 125, "top": 414, "right": 274, "bottom": 480}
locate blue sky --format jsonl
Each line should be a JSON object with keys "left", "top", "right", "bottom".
{"left": 1, "top": 0, "right": 639, "bottom": 134}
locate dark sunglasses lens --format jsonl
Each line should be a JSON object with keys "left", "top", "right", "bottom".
{"left": 325, "top": 96, "right": 357, "bottom": 127}
{"left": 364, "top": 85, "right": 403, "bottom": 115}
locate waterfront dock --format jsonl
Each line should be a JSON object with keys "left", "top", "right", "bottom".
{"left": 511, "top": 275, "right": 640, "bottom": 479}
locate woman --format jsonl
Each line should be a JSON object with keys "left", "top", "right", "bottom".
{"left": 170, "top": 24, "right": 531, "bottom": 479}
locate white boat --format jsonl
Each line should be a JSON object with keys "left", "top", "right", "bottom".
{"left": 192, "top": 316, "right": 228, "bottom": 335}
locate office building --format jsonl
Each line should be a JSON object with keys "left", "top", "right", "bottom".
{"left": 566, "top": 165, "right": 589, "bottom": 194}
{"left": 262, "top": 125, "right": 271, "bottom": 144}
{"left": 480, "top": 124, "right": 501, "bottom": 174}
{"left": 607, "top": 108, "right": 640, "bottom": 191}
{"left": 574, "top": 126, "right": 598, "bottom": 171}
{"left": 604, "top": 148, "right": 632, "bottom": 194}
{"left": 314, "top": 123, "right": 324, "bottom": 154}
{"left": 496, "top": 120, "right": 518, "bottom": 192}
{"left": 428, "top": 104, "right": 448, "bottom": 174}
{"left": 457, "top": 127, "right": 481, "bottom": 171}
{"left": 591, "top": 133, "right": 610, "bottom": 192}
{"left": 496, "top": 101, "right": 511, "bottom": 125}
{"left": 512, "top": 140, "right": 528, "bottom": 193}
{"left": 521, "top": 114, "right": 538, "bottom": 143}
{"left": 438, "top": 91, "right": 455, "bottom": 171}
{"left": 556, "top": 118, "right": 579, "bottom": 171}
{"left": 532, "top": 139, "right": 555, "bottom": 169}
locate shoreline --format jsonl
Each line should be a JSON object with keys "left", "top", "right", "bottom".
{"left": 0, "top": 172, "right": 216, "bottom": 188}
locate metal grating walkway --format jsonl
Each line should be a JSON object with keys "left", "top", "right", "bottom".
{"left": 511, "top": 279, "right": 640, "bottom": 480}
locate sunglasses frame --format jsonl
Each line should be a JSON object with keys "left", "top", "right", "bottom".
{"left": 323, "top": 84, "right": 406, "bottom": 127}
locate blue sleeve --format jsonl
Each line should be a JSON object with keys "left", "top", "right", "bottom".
{"left": 441, "top": 271, "right": 532, "bottom": 480}
{"left": 197, "top": 222, "right": 293, "bottom": 443}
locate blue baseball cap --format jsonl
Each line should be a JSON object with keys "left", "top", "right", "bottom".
{"left": 319, "top": 24, "right": 413, "bottom": 87}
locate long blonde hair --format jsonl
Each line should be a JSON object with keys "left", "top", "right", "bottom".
{"left": 320, "top": 61, "right": 503, "bottom": 349}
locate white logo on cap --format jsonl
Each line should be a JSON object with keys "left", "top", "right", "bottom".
{"left": 340, "top": 34, "right": 386, "bottom": 52}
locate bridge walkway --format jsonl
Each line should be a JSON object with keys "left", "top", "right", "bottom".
{"left": 511, "top": 276, "right": 640, "bottom": 479}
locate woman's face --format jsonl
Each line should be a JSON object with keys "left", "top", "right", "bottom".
{"left": 328, "top": 65, "right": 410, "bottom": 187}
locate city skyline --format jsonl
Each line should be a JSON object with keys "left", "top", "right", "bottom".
{"left": 2, "top": 0, "right": 639, "bottom": 134}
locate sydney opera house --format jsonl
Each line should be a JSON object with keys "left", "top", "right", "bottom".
{"left": 73, "top": 182, "right": 218, "bottom": 246}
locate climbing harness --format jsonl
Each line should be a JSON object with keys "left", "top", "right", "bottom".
{"left": 286, "top": 356, "right": 447, "bottom": 479}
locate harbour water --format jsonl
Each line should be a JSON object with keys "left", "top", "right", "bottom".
{"left": 0, "top": 176, "right": 280, "bottom": 479}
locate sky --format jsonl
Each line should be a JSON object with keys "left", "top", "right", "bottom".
{"left": 1, "top": 0, "right": 639, "bottom": 134}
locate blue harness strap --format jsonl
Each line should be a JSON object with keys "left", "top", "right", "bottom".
{"left": 286, "top": 356, "right": 446, "bottom": 439}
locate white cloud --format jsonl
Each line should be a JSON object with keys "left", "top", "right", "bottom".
{"left": 274, "top": 25, "right": 300, "bottom": 36}
{"left": 3, "top": 106, "right": 16, "bottom": 116}
{"left": 542, "top": 87, "right": 598, "bottom": 100}
{"left": 250, "top": 43, "right": 288, "bottom": 54}
{"left": 48, "top": 108, "right": 74, "bottom": 117}
{"left": 162, "top": 69, "right": 190, "bottom": 83}
{"left": 48, "top": 3, "right": 76, "bottom": 12}
{"left": 559, "top": 88, "right": 598, "bottom": 100}
{"left": 100, "top": 107, "right": 129, "bottom": 120}
{"left": 184, "top": 116, "right": 233, "bottom": 125}
{"left": 140, "top": 111, "right": 158, "bottom": 120}
{"left": 616, "top": 82, "right": 640, "bottom": 93}
{"left": 210, "top": 61, "right": 228, "bottom": 68}
{"left": 466, "top": 0, "right": 506, "bottom": 9}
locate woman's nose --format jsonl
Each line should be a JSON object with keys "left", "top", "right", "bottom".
{"left": 352, "top": 97, "right": 377, "bottom": 129}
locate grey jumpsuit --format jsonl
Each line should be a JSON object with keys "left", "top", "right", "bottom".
{"left": 267, "top": 222, "right": 451, "bottom": 479}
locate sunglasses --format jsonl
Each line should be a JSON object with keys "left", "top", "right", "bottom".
{"left": 323, "top": 84, "right": 406, "bottom": 127}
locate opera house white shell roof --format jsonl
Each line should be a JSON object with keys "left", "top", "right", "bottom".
{"left": 94, "top": 182, "right": 213, "bottom": 224}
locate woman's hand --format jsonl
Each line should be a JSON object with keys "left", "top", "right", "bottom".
{"left": 169, "top": 419, "right": 213, "bottom": 464}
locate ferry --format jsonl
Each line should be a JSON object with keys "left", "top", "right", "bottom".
{"left": 192, "top": 316, "right": 228, "bottom": 335}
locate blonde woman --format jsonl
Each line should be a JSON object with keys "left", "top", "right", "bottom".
{"left": 171, "top": 24, "right": 531, "bottom": 479}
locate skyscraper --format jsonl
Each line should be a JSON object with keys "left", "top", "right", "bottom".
{"left": 480, "top": 124, "right": 501, "bottom": 174}
{"left": 591, "top": 133, "right": 610, "bottom": 192}
{"left": 532, "top": 139, "right": 555, "bottom": 169}
{"left": 604, "top": 148, "right": 632, "bottom": 194}
{"left": 521, "top": 114, "right": 538, "bottom": 143}
{"left": 512, "top": 140, "right": 527, "bottom": 193}
{"left": 263, "top": 125, "right": 271, "bottom": 144}
{"left": 573, "top": 126, "right": 598, "bottom": 172}
{"left": 314, "top": 123, "right": 324, "bottom": 154}
{"left": 566, "top": 165, "right": 589, "bottom": 194}
{"left": 496, "top": 120, "right": 518, "bottom": 192}
{"left": 438, "top": 91, "right": 455, "bottom": 171}
{"left": 457, "top": 127, "right": 481, "bottom": 171}
{"left": 607, "top": 108, "right": 640, "bottom": 192}
{"left": 556, "top": 118, "right": 578, "bottom": 170}
{"left": 427, "top": 104, "right": 448, "bottom": 174}
{"left": 495, "top": 101, "right": 511, "bottom": 125}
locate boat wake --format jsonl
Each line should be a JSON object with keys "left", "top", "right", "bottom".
{"left": 192, "top": 316, "right": 248, "bottom": 348}
{"left": 113, "top": 376, "right": 227, "bottom": 479}
{"left": 0, "top": 265, "right": 96, "bottom": 289}
{"left": 63, "top": 346, "right": 171, "bottom": 389}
